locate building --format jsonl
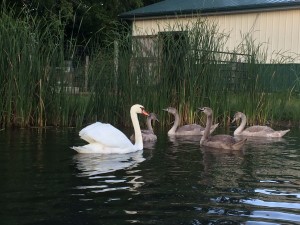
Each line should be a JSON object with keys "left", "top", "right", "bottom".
{"left": 119, "top": 0, "right": 300, "bottom": 63}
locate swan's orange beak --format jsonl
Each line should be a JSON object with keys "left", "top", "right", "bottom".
{"left": 141, "top": 108, "right": 149, "bottom": 116}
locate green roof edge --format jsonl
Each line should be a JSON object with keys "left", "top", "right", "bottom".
{"left": 119, "top": 1, "right": 300, "bottom": 20}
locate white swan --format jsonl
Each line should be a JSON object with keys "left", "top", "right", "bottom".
{"left": 72, "top": 104, "right": 149, "bottom": 154}
{"left": 130, "top": 112, "right": 159, "bottom": 142}
{"left": 199, "top": 107, "right": 247, "bottom": 150}
{"left": 232, "top": 111, "right": 290, "bottom": 137}
{"left": 163, "top": 107, "right": 218, "bottom": 136}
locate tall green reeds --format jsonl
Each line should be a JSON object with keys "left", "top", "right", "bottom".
{"left": 1, "top": 4, "right": 300, "bottom": 129}
{"left": 0, "top": 4, "right": 93, "bottom": 128}
{"left": 0, "top": 6, "right": 48, "bottom": 127}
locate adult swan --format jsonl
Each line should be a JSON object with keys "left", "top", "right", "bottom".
{"left": 72, "top": 104, "right": 149, "bottom": 154}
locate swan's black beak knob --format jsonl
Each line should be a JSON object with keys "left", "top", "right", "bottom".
{"left": 141, "top": 108, "right": 149, "bottom": 116}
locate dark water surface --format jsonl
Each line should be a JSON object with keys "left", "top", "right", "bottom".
{"left": 0, "top": 127, "right": 300, "bottom": 225}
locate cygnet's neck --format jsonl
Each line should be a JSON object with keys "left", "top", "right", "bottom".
{"left": 234, "top": 113, "right": 247, "bottom": 135}
{"left": 168, "top": 112, "right": 180, "bottom": 135}
{"left": 146, "top": 117, "right": 153, "bottom": 131}
{"left": 201, "top": 113, "right": 212, "bottom": 144}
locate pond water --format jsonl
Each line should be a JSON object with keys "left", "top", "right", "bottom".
{"left": 0, "top": 127, "right": 300, "bottom": 225}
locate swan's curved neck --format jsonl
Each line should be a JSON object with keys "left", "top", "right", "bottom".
{"left": 201, "top": 113, "right": 212, "bottom": 144}
{"left": 168, "top": 112, "right": 180, "bottom": 135}
{"left": 131, "top": 109, "right": 143, "bottom": 150}
{"left": 234, "top": 114, "right": 247, "bottom": 135}
{"left": 146, "top": 117, "right": 153, "bottom": 131}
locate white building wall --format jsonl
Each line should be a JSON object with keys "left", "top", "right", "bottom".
{"left": 132, "top": 9, "right": 300, "bottom": 63}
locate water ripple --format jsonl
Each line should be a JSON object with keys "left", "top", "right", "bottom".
{"left": 255, "top": 188, "right": 300, "bottom": 198}
{"left": 242, "top": 198, "right": 300, "bottom": 210}
{"left": 249, "top": 210, "right": 300, "bottom": 223}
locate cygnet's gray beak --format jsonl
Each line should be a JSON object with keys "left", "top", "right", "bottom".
{"left": 150, "top": 113, "right": 159, "bottom": 122}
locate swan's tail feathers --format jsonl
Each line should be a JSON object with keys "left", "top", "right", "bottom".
{"left": 80, "top": 135, "right": 96, "bottom": 143}
{"left": 279, "top": 129, "right": 290, "bottom": 137}
{"left": 71, "top": 146, "right": 92, "bottom": 154}
{"left": 232, "top": 138, "right": 247, "bottom": 150}
{"left": 210, "top": 123, "right": 219, "bottom": 134}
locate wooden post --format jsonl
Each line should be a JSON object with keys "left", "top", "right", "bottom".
{"left": 84, "top": 55, "right": 89, "bottom": 92}
{"left": 114, "top": 40, "right": 118, "bottom": 94}
{"left": 38, "top": 79, "right": 43, "bottom": 127}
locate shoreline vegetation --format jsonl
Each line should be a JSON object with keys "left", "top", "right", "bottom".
{"left": 1, "top": 5, "right": 300, "bottom": 129}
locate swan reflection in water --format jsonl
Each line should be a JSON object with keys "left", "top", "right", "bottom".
{"left": 199, "top": 134, "right": 286, "bottom": 188}
{"left": 234, "top": 135, "right": 287, "bottom": 149}
{"left": 168, "top": 135, "right": 201, "bottom": 146}
{"left": 73, "top": 151, "right": 145, "bottom": 193}
{"left": 200, "top": 146, "right": 245, "bottom": 188}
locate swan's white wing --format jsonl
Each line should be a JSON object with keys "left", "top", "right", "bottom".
{"left": 79, "top": 122, "right": 133, "bottom": 148}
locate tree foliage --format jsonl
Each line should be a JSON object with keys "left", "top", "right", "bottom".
{"left": 6, "top": 0, "right": 161, "bottom": 46}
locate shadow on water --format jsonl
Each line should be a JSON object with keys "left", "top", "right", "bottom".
{"left": 168, "top": 135, "right": 201, "bottom": 145}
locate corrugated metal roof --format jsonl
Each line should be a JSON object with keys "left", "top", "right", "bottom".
{"left": 119, "top": 0, "right": 300, "bottom": 19}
